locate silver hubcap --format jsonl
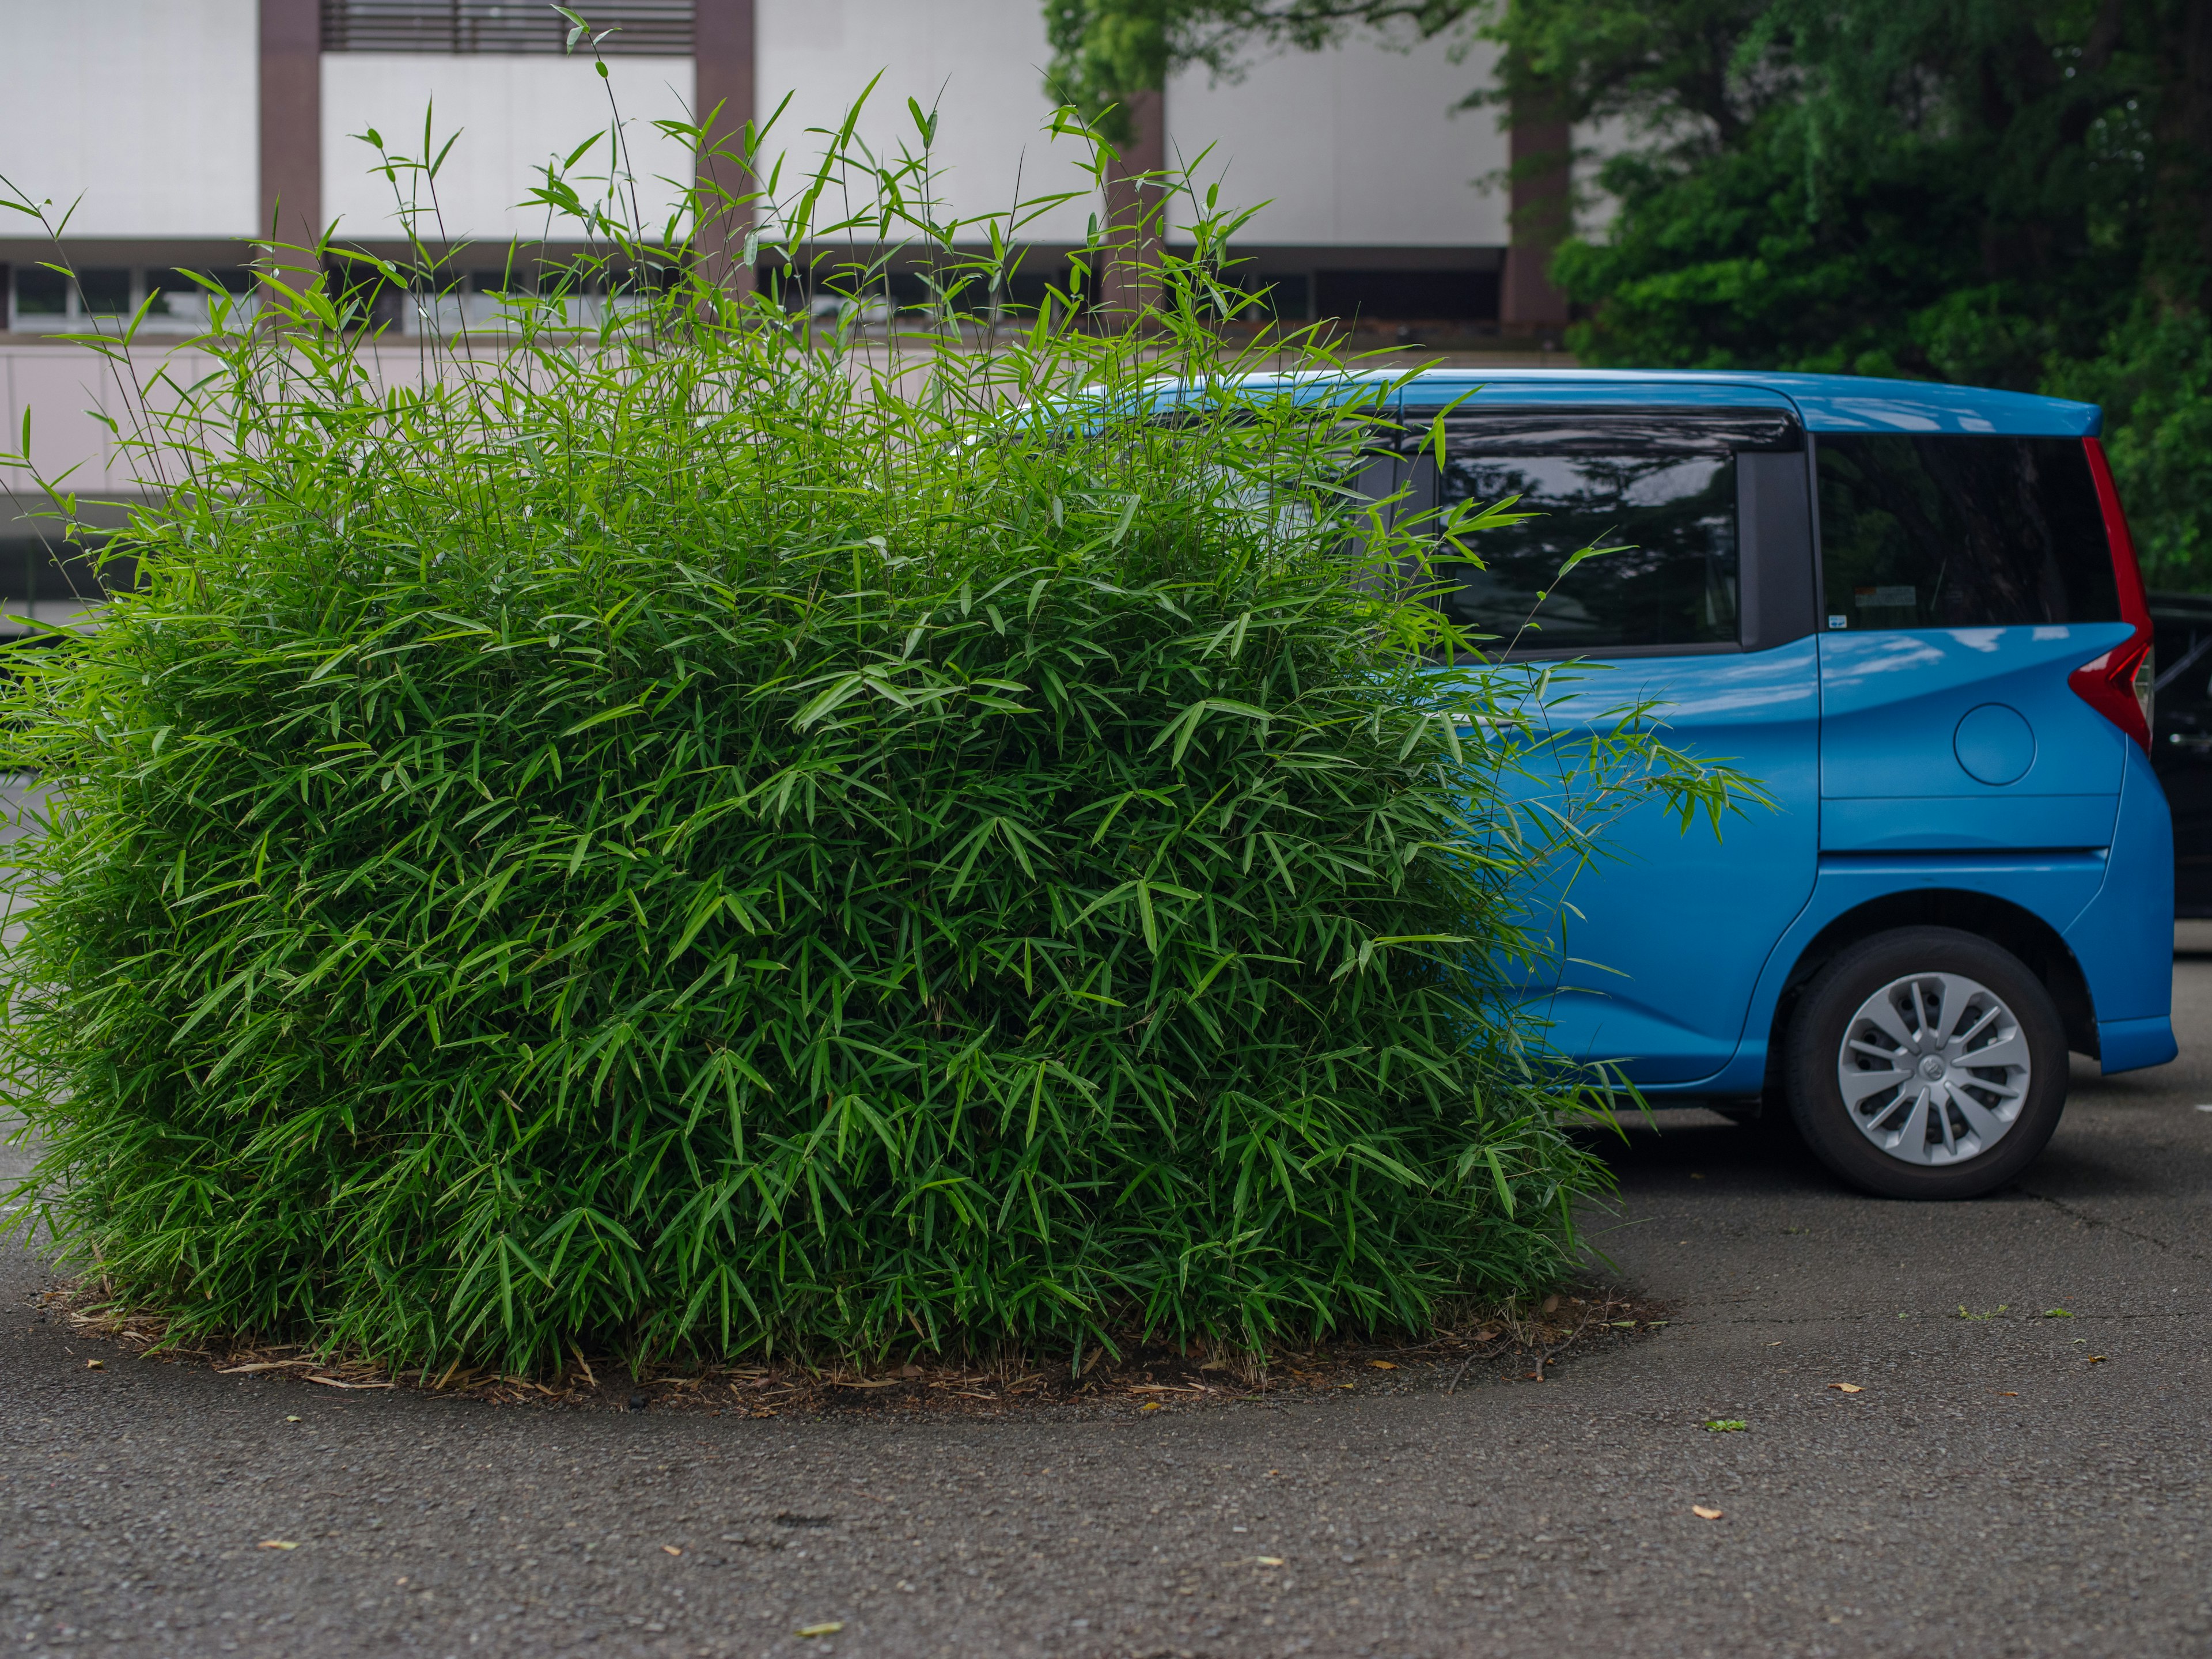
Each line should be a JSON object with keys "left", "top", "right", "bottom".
{"left": 1835, "top": 972, "right": 2031, "bottom": 1166}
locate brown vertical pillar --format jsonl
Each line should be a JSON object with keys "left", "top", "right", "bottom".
{"left": 1098, "top": 88, "right": 1165, "bottom": 327}
{"left": 694, "top": 0, "right": 759, "bottom": 298}
{"left": 259, "top": 0, "right": 323, "bottom": 251}
{"left": 1499, "top": 85, "right": 1570, "bottom": 331}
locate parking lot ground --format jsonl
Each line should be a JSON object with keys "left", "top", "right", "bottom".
{"left": 5, "top": 949, "right": 2210, "bottom": 1658}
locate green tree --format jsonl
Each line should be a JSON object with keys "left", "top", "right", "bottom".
{"left": 1044, "top": 1, "right": 1269, "bottom": 138}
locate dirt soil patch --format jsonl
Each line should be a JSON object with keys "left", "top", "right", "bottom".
{"left": 36, "top": 1281, "right": 1665, "bottom": 1418}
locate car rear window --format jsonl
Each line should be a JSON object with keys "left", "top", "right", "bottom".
{"left": 1815, "top": 435, "right": 2118, "bottom": 630}
{"left": 1421, "top": 408, "right": 1796, "bottom": 653}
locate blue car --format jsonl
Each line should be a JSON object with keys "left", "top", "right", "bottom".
{"left": 1374, "top": 369, "right": 2173, "bottom": 1200}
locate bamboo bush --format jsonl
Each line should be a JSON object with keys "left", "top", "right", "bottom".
{"left": 0, "top": 46, "right": 1742, "bottom": 1372}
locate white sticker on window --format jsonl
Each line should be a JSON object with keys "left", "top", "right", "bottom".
{"left": 1827, "top": 615, "right": 1850, "bottom": 630}
{"left": 1854, "top": 585, "right": 1917, "bottom": 608}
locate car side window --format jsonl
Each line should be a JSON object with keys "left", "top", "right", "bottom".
{"left": 1815, "top": 434, "right": 2118, "bottom": 630}
{"left": 1434, "top": 452, "right": 1738, "bottom": 651}
{"left": 1413, "top": 406, "right": 1801, "bottom": 656}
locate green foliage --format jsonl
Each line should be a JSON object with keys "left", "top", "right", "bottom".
{"left": 1043, "top": 0, "right": 1275, "bottom": 134}
{"left": 2047, "top": 306, "right": 2212, "bottom": 589}
{"left": 1549, "top": 135, "right": 1991, "bottom": 376}
{"left": 1540, "top": 3, "right": 2160, "bottom": 372}
{"left": 1045, "top": 0, "right": 1172, "bottom": 134}
{"left": 0, "top": 84, "right": 1734, "bottom": 1373}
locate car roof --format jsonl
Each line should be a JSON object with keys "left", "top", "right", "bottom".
{"left": 1386, "top": 368, "right": 2100, "bottom": 438}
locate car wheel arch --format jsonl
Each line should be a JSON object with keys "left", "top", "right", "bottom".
{"left": 1763, "top": 889, "right": 2099, "bottom": 1072}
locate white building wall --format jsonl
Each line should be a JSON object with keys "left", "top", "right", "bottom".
{"left": 755, "top": 0, "right": 1101, "bottom": 245}
{"left": 751, "top": 1, "right": 1508, "bottom": 251}
{"left": 0, "top": 0, "right": 1516, "bottom": 255}
{"left": 1, "top": 343, "right": 142, "bottom": 498}
{"left": 0, "top": 0, "right": 259, "bottom": 239}
{"left": 320, "top": 55, "right": 698, "bottom": 243}
{"left": 1167, "top": 35, "right": 1509, "bottom": 248}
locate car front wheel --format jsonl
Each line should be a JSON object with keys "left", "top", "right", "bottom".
{"left": 1785, "top": 926, "right": 2069, "bottom": 1199}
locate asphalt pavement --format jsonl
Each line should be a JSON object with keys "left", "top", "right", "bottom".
{"left": 5, "top": 944, "right": 2210, "bottom": 1658}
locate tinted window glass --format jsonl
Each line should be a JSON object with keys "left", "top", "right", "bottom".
{"left": 77, "top": 268, "right": 131, "bottom": 316}
{"left": 1433, "top": 452, "right": 1739, "bottom": 650}
{"left": 13, "top": 266, "right": 65, "bottom": 316}
{"left": 1816, "top": 435, "right": 2116, "bottom": 629}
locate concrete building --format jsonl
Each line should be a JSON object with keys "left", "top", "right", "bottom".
{"left": 0, "top": 0, "right": 1576, "bottom": 334}
{"left": 1, "top": 0, "right": 1577, "bottom": 630}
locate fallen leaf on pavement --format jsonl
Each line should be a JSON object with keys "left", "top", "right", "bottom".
{"left": 1256, "top": 1557, "right": 1285, "bottom": 1567}
{"left": 259, "top": 1540, "right": 300, "bottom": 1550}
{"left": 1139, "top": 1401, "right": 1162, "bottom": 1411}
{"left": 662, "top": 1546, "right": 682, "bottom": 1556}
{"left": 1997, "top": 1392, "right": 2018, "bottom": 1396}
{"left": 284, "top": 1415, "right": 301, "bottom": 1423}
{"left": 1828, "top": 1383, "right": 1863, "bottom": 1393}
{"left": 796, "top": 1623, "right": 844, "bottom": 1638}
{"left": 1704, "top": 1419, "right": 1748, "bottom": 1432}
{"left": 2042, "top": 1309, "right": 2074, "bottom": 1319}
{"left": 2086, "top": 1355, "right": 2107, "bottom": 1363}
{"left": 1692, "top": 1506, "right": 1724, "bottom": 1520}
{"left": 85, "top": 1359, "right": 103, "bottom": 1370}
{"left": 1367, "top": 1361, "right": 1397, "bottom": 1370}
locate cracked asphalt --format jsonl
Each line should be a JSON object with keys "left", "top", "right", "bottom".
{"left": 5, "top": 931, "right": 2210, "bottom": 1658}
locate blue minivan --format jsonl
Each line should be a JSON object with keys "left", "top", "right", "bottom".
{"left": 1370, "top": 370, "right": 2174, "bottom": 1200}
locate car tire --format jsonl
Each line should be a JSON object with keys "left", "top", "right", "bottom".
{"left": 1785, "top": 926, "right": 2068, "bottom": 1200}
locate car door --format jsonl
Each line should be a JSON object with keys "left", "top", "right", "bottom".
{"left": 1413, "top": 393, "right": 1822, "bottom": 1085}
{"left": 1813, "top": 433, "right": 2138, "bottom": 856}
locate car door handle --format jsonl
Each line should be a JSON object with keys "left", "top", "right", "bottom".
{"left": 2168, "top": 733, "right": 2212, "bottom": 750}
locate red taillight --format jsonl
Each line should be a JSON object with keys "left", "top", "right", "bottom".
{"left": 2068, "top": 635, "right": 2152, "bottom": 751}
{"left": 2070, "top": 437, "right": 2153, "bottom": 753}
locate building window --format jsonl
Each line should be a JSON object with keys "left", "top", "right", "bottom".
{"left": 320, "top": 1, "right": 695, "bottom": 55}
{"left": 13, "top": 266, "right": 67, "bottom": 317}
{"left": 7, "top": 266, "right": 257, "bottom": 333}
{"left": 1315, "top": 269, "right": 1501, "bottom": 323}
{"left": 0, "top": 535, "right": 126, "bottom": 641}
{"left": 146, "top": 268, "right": 259, "bottom": 332}
{"left": 76, "top": 268, "right": 134, "bottom": 316}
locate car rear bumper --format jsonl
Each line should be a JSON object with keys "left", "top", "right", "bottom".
{"left": 2097, "top": 1015, "right": 2178, "bottom": 1073}
{"left": 2060, "top": 742, "right": 2174, "bottom": 1070}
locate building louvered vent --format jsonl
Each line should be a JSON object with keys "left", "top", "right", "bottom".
{"left": 321, "top": 1, "right": 694, "bottom": 55}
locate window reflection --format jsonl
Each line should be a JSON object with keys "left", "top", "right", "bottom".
{"left": 1435, "top": 452, "right": 1739, "bottom": 652}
